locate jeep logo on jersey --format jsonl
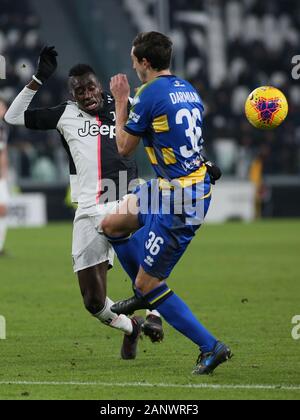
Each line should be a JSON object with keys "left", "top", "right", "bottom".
{"left": 78, "top": 121, "right": 116, "bottom": 138}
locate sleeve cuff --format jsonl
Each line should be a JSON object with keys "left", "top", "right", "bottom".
{"left": 124, "top": 126, "right": 145, "bottom": 137}
{"left": 32, "top": 75, "right": 43, "bottom": 85}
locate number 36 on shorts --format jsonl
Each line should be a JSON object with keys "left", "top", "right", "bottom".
{"left": 145, "top": 231, "right": 164, "bottom": 256}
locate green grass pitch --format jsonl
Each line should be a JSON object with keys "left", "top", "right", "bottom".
{"left": 0, "top": 220, "right": 299, "bottom": 400}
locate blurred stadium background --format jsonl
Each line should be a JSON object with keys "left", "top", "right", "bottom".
{"left": 1, "top": 0, "right": 300, "bottom": 226}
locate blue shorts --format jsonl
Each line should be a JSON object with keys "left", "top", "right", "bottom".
{"left": 133, "top": 174, "right": 212, "bottom": 280}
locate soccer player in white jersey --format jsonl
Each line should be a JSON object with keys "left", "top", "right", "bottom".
{"left": 0, "top": 98, "right": 9, "bottom": 256}
{"left": 5, "top": 46, "right": 163, "bottom": 359}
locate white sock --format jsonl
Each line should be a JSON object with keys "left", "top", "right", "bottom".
{"left": 0, "top": 217, "right": 7, "bottom": 252}
{"left": 94, "top": 297, "right": 133, "bottom": 335}
{"left": 146, "top": 310, "right": 161, "bottom": 318}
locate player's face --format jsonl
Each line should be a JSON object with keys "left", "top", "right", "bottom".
{"left": 70, "top": 73, "right": 104, "bottom": 115}
{"left": 131, "top": 48, "right": 148, "bottom": 83}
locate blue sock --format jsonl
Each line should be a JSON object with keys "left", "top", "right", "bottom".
{"left": 142, "top": 283, "right": 217, "bottom": 353}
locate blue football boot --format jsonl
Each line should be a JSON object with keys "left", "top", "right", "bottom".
{"left": 193, "top": 342, "right": 232, "bottom": 375}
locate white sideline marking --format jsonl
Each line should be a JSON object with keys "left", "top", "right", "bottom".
{"left": 0, "top": 381, "right": 300, "bottom": 392}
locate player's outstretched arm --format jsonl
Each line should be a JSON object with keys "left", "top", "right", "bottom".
{"left": 4, "top": 46, "right": 58, "bottom": 126}
{"left": 110, "top": 74, "right": 141, "bottom": 156}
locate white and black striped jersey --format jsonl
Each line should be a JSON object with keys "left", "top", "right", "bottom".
{"left": 0, "top": 119, "right": 9, "bottom": 152}
{"left": 24, "top": 93, "right": 138, "bottom": 207}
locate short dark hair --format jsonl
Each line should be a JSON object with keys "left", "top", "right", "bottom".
{"left": 133, "top": 31, "right": 173, "bottom": 71}
{"left": 68, "top": 64, "right": 96, "bottom": 78}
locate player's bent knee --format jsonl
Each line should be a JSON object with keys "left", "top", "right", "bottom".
{"left": 102, "top": 215, "right": 128, "bottom": 238}
{"left": 101, "top": 216, "right": 115, "bottom": 237}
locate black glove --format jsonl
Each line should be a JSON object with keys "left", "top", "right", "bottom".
{"left": 34, "top": 46, "right": 58, "bottom": 85}
{"left": 203, "top": 158, "right": 222, "bottom": 185}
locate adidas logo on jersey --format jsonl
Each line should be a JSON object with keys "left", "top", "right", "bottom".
{"left": 78, "top": 120, "right": 116, "bottom": 139}
{"left": 106, "top": 95, "right": 113, "bottom": 103}
{"left": 77, "top": 113, "right": 84, "bottom": 118}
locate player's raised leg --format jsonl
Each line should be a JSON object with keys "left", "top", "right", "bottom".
{"left": 103, "top": 194, "right": 164, "bottom": 342}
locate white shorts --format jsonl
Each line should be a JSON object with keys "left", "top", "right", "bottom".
{"left": 72, "top": 201, "right": 119, "bottom": 273}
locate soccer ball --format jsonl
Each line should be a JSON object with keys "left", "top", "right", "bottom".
{"left": 245, "top": 86, "right": 288, "bottom": 130}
